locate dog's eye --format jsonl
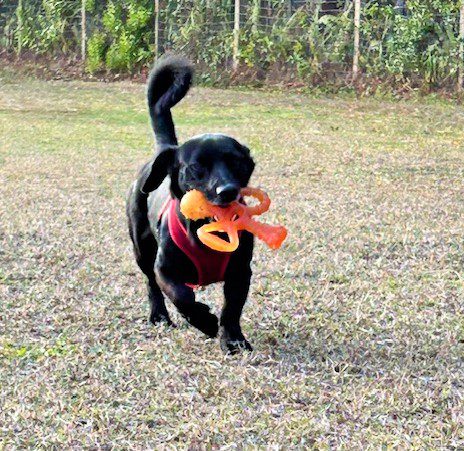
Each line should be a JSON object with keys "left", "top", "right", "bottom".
{"left": 187, "top": 163, "right": 206, "bottom": 180}
{"left": 230, "top": 158, "right": 245, "bottom": 173}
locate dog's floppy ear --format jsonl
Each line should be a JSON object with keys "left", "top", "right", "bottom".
{"left": 240, "top": 144, "right": 255, "bottom": 181}
{"left": 240, "top": 144, "right": 252, "bottom": 156}
{"left": 139, "top": 146, "right": 177, "bottom": 194}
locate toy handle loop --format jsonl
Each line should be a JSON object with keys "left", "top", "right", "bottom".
{"left": 198, "top": 223, "right": 239, "bottom": 253}
{"left": 241, "top": 187, "right": 270, "bottom": 216}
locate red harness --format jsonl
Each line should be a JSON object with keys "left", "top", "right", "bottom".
{"left": 158, "top": 197, "right": 232, "bottom": 288}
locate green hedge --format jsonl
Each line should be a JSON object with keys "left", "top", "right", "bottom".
{"left": 1, "top": 0, "right": 462, "bottom": 89}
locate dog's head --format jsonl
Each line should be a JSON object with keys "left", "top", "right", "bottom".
{"left": 141, "top": 134, "right": 255, "bottom": 206}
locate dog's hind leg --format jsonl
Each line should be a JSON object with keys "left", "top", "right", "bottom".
{"left": 134, "top": 234, "right": 172, "bottom": 326}
{"left": 146, "top": 275, "right": 172, "bottom": 326}
{"left": 134, "top": 251, "right": 172, "bottom": 327}
{"left": 128, "top": 216, "right": 172, "bottom": 326}
{"left": 127, "top": 183, "right": 173, "bottom": 326}
{"left": 136, "top": 253, "right": 173, "bottom": 326}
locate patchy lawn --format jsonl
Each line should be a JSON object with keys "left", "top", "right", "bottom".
{"left": 1, "top": 75, "right": 463, "bottom": 448}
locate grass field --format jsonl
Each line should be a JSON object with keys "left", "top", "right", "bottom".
{"left": 1, "top": 74, "right": 464, "bottom": 448}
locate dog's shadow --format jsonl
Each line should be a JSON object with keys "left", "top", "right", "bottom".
{"left": 247, "top": 323, "right": 457, "bottom": 383}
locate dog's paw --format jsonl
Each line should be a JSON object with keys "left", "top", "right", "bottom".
{"left": 183, "top": 303, "right": 219, "bottom": 338}
{"left": 220, "top": 327, "right": 253, "bottom": 354}
{"left": 149, "top": 312, "right": 174, "bottom": 327}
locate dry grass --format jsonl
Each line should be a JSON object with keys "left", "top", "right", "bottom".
{"left": 1, "top": 74, "right": 463, "bottom": 448}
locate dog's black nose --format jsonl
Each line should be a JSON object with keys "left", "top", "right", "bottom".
{"left": 216, "top": 184, "right": 239, "bottom": 204}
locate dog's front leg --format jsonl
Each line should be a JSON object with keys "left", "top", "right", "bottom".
{"left": 155, "top": 267, "right": 219, "bottom": 338}
{"left": 221, "top": 233, "right": 254, "bottom": 354}
{"left": 221, "top": 269, "right": 253, "bottom": 354}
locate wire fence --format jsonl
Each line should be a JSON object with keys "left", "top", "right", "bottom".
{"left": 1, "top": 0, "right": 464, "bottom": 90}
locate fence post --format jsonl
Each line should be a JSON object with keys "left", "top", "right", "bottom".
{"left": 81, "top": 0, "right": 86, "bottom": 62}
{"left": 459, "top": 0, "right": 464, "bottom": 91}
{"left": 352, "top": 0, "right": 361, "bottom": 82}
{"left": 17, "top": 0, "right": 23, "bottom": 55}
{"left": 251, "top": 0, "right": 259, "bottom": 33}
{"left": 154, "top": 0, "right": 160, "bottom": 60}
{"left": 233, "top": 0, "right": 240, "bottom": 70}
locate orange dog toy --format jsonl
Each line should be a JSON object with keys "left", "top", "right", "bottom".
{"left": 180, "top": 187, "right": 287, "bottom": 252}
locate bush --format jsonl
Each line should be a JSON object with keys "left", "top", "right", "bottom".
{"left": 12, "top": 0, "right": 80, "bottom": 54}
{"left": 239, "top": 3, "right": 353, "bottom": 81}
{"left": 361, "top": 0, "right": 460, "bottom": 87}
{"left": 86, "top": 0, "right": 153, "bottom": 73}
{"left": 2, "top": 0, "right": 463, "bottom": 90}
{"left": 86, "top": 31, "right": 106, "bottom": 72}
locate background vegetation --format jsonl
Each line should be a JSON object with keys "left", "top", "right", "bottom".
{"left": 0, "top": 0, "right": 463, "bottom": 90}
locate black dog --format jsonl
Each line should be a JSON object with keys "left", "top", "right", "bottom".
{"left": 126, "top": 56, "right": 256, "bottom": 353}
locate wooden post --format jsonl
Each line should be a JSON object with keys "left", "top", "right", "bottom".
{"left": 313, "top": 1, "right": 320, "bottom": 27}
{"left": 251, "top": 0, "right": 259, "bottom": 34}
{"left": 233, "top": 0, "right": 240, "bottom": 70}
{"left": 459, "top": 0, "right": 464, "bottom": 91}
{"left": 81, "top": 0, "right": 86, "bottom": 61}
{"left": 154, "top": 0, "right": 160, "bottom": 60}
{"left": 352, "top": 0, "right": 361, "bottom": 82}
{"left": 17, "top": 0, "right": 23, "bottom": 55}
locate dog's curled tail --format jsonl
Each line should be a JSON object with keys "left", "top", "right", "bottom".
{"left": 147, "top": 55, "right": 193, "bottom": 148}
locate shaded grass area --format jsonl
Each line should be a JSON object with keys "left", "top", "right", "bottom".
{"left": 1, "top": 77, "right": 463, "bottom": 447}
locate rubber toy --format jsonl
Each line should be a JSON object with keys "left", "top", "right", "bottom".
{"left": 180, "top": 187, "right": 287, "bottom": 252}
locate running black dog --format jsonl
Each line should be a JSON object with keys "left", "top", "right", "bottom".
{"left": 126, "top": 56, "right": 256, "bottom": 353}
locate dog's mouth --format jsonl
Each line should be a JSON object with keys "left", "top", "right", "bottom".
{"left": 212, "top": 192, "right": 242, "bottom": 207}
{"left": 215, "top": 202, "right": 235, "bottom": 208}
{"left": 202, "top": 188, "right": 240, "bottom": 208}
{"left": 205, "top": 196, "right": 237, "bottom": 208}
